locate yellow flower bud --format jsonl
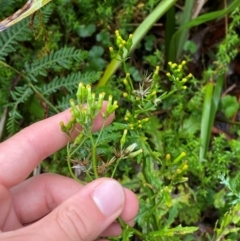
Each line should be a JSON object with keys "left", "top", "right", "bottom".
{"left": 181, "top": 152, "right": 186, "bottom": 157}
{"left": 166, "top": 153, "right": 171, "bottom": 160}
{"left": 182, "top": 78, "right": 187, "bottom": 83}
{"left": 177, "top": 169, "right": 181, "bottom": 174}
{"left": 123, "top": 79, "right": 128, "bottom": 85}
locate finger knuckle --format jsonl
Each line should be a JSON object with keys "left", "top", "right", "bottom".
{"left": 56, "top": 204, "right": 92, "bottom": 241}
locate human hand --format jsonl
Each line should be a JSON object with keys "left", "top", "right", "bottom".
{"left": 0, "top": 102, "right": 139, "bottom": 241}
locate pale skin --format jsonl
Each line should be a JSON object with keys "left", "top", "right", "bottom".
{"left": 0, "top": 102, "right": 139, "bottom": 241}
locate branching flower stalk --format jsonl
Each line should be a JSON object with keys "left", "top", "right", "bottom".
{"left": 60, "top": 82, "right": 118, "bottom": 180}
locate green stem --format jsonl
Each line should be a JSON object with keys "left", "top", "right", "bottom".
{"left": 66, "top": 144, "right": 82, "bottom": 183}
{"left": 111, "top": 157, "right": 122, "bottom": 178}
{"left": 95, "top": 119, "right": 107, "bottom": 146}
{"left": 140, "top": 139, "right": 159, "bottom": 231}
{"left": 118, "top": 218, "right": 148, "bottom": 240}
{"left": 90, "top": 135, "right": 98, "bottom": 179}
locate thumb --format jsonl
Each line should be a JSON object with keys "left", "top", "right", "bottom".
{"left": 2, "top": 179, "right": 125, "bottom": 241}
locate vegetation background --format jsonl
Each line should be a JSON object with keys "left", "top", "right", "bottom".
{"left": 1, "top": 0, "right": 240, "bottom": 240}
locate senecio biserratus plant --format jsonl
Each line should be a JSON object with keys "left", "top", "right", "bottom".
{"left": 60, "top": 31, "right": 199, "bottom": 241}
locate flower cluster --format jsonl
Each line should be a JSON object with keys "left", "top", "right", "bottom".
{"left": 60, "top": 82, "right": 118, "bottom": 138}
{"left": 109, "top": 30, "right": 133, "bottom": 60}
{"left": 166, "top": 61, "right": 193, "bottom": 90}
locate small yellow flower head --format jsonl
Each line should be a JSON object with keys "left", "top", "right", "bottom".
{"left": 166, "top": 72, "right": 171, "bottom": 77}
{"left": 183, "top": 164, "right": 188, "bottom": 170}
{"left": 124, "top": 116, "right": 129, "bottom": 121}
{"left": 178, "top": 65, "right": 182, "bottom": 70}
{"left": 129, "top": 34, "right": 133, "bottom": 39}
{"left": 129, "top": 124, "right": 134, "bottom": 130}
{"left": 181, "top": 152, "right": 186, "bottom": 157}
{"left": 151, "top": 90, "right": 157, "bottom": 96}
{"left": 126, "top": 111, "right": 131, "bottom": 117}
{"left": 123, "top": 92, "right": 128, "bottom": 97}
{"left": 79, "top": 82, "right": 84, "bottom": 88}
{"left": 86, "top": 84, "right": 91, "bottom": 94}
{"left": 168, "top": 61, "right": 172, "bottom": 66}
{"left": 109, "top": 46, "right": 113, "bottom": 52}
{"left": 182, "top": 78, "right": 187, "bottom": 83}
{"left": 177, "top": 168, "right": 182, "bottom": 174}
{"left": 166, "top": 153, "right": 171, "bottom": 160}
{"left": 123, "top": 78, "right": 128, "bottom": 85}
{"left": 172, "top": 63, "right": 177, "bottom": 68}
{"left": 115, "top": 30, "right": 119, "bottom": 35}
{"left": 181, "top": 60, "right": 186, "bottom": 65}
{"left": 188, "top": 73, "right": 193, "bottom": 78}
{"left": 108, "top": 95, "right": 113, "bottom": 103}
{"left": 126, "top": 73, "right": 130, "bottom": 77}
{"left": 120, "top": 129, "right": 128, "bottom": 148}
{"left": 113, "top": 100, "right": 118, "bottom": 107}
{"left": 182, "top": 86, "right": 187, "bottom": 90}
{"left": 122, "top": 40, "right": 126, "bottom": 45}
{"left": 138, "top": 124, "right": 142, "bottom": 128}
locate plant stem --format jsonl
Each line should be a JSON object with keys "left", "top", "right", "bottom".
{"left": 67, "top": 144, "right": 82, "bottom": 183}
{"left": 118, "top": 218, "right": 148, "bottom": 240}
{"left": 90, "top": 135, "right": 98, "bottom": 179}
{"left": 111, "top": 157, "right": 122, "bottom": 178}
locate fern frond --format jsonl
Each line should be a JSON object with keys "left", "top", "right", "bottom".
{"left": 0, "top": 18, "right": 31, "bottom": 60}
{"left": 6, "top": 86, "right": 33, "bottom": 134}
{"left": 97, "top": 146, "right": 113, "bottom": 156}
{"left": 10, "top": 85, "right": 33, "bottom": 103}
{"left": 96, "top": 132, "right": 122, "bottom": 145}
{"left": 40, "top": 71, "right": 102, "bottom": 96}
{"left": 40, "top": 2, "right": 54, "bottom": 23}
{"left": 24, "top": 47, "right": 88, "bottom": 81}
{"left": 56, "top": 95, "right": 74, "bottom": 111}
{"left": 6, "top": 108, "right": 23, "bottom": 134}
{"left": 0, "top": 0, "right": 18, "bottom": 14}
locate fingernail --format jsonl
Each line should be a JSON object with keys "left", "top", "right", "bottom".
{"left": 92, "top": 181, "right": 124, "bottom": 216}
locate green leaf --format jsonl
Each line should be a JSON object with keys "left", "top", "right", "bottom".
{"left": 149, "top": 225, "right": 198, "bottom": 237}
{"left": 221, "top": 95, "right": 239, "bottom": 118}
{"left": 77, "top": 24, "right": 96, "bottom": 37}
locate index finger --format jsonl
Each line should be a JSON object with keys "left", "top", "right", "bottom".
{"left": 0, "top": 102, "right": 114, "bottom": 187}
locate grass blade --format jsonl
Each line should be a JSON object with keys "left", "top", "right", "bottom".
{"left": 169, "top": 0, "right": 240, "bottom": 62}
{"left": 199, "top": 75, "right": 224, "bottom": 161}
